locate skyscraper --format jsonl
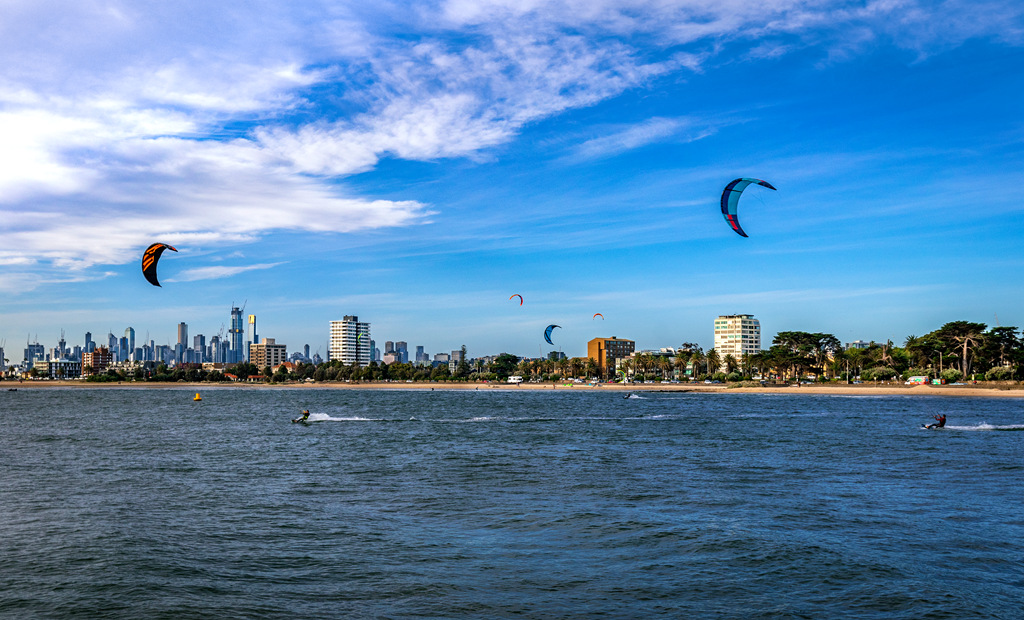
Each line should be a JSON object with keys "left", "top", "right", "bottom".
{"left": 84, "top": 331, "right": 93, "bottom": 352}
{"left": 229, "top": 307, "right": 245, "bottom": 362}
{"left": 194, "top": 334, "right": 206, "bottom": 362}
{"left": 396, "top": 341, "right": 408, "bottom": 364}
{"left": 124, "top": 327, "right": 135, "bottom": 354}
{"left": 247, "top": 314, "right": 257, "bottom": 358}
{"left": 328, "top": 316, "right": 371, "bottom": 367}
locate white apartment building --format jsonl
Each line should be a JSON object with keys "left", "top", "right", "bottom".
{"left": 328, "top": 316, "right": 371, "bottom": 367}
{"left": 713, "top": 314, "right": 761, "bottom": 359}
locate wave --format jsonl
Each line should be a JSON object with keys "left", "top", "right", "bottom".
{"left": 943, "top": 423, "right": 1024, "bottom": 431}
{"left": 303, "top": 413, "right": 383, "bottom": 422}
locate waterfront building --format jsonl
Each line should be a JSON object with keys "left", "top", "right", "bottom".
{"left": 40, "top": 358, "right": 82, "bottom": 379}
{"left": 713, "top": 314, "right": 761, "bottom": 359}
{"left": 328, "top": 316, "right": 371, "bottom": 367}
{"left": 587, "top": 337, "right": 636, "bottom": 379}
{"left": 82, "top": 347, "right": 113, "bottom": 375}
{"left": 250, "top": 338, "right": 287, "bottom": 370}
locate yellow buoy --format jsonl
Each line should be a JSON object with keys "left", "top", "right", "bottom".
{"left": 193, "top": 393, "right": 202, "bottom": 401}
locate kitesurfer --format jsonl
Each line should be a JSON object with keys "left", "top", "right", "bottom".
{"left": 925, "top": 413, "right": 946, "bottom": 429}
{"left": 293, "top": 409, "right": 310, "bottom": 423}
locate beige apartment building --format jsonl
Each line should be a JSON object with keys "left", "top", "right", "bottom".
{"left": 713, "top": 314, "right": 761, "bottom": 359}
{"left": 250, "top": 338, "right": 287, "bottom": 370}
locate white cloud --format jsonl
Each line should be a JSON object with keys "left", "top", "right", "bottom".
{"left": 171, "top": 262, "right": 287, "bottom": 282}
{"left": 1, "top": 0, "right": 1021, "bottom": 290}
{"left": 568, "top": 116, "right": 718, "bottom": 160}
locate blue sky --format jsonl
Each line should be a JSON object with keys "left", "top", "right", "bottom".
{"left": 2, "top": 0, "right": 1023, "bottom": 359}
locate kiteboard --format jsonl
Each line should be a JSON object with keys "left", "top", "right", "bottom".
{"left": 292, "top": 417, "right": 310, "bottom": 424}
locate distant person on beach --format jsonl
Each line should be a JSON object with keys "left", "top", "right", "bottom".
{"left": 925, "top": 413, "right": 946, "bottom": 429}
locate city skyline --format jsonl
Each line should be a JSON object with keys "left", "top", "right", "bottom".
{"left": 2, "top": 2, "right": 1023, "bottom": 356}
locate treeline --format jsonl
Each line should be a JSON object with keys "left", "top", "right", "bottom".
{"left": 25, "top": 320, "right": 1024, "bottom": 384}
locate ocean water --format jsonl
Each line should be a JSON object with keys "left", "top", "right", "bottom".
{"left": 2, "top": 388, "right": 1023, "bottom": 618}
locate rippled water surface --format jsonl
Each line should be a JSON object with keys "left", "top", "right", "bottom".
{"left": 2, "top": 388, "right": 1023, "bottom": 618}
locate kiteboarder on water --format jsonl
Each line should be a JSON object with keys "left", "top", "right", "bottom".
{"left": 924, "top": 413, "right": 946, "bottom": 429}
{"left": 293, "top": 409, "right": 310, "bottom": 423}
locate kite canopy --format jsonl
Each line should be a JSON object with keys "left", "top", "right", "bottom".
{"left": 720, "top": 178, "right": 776, "bottom": 237}
{"left": 141, "top": 243, "right": 178, "bottom": 287}
{"left": 509, "top": 294, "right": 523, "bottom": 306}
{"left": 544, "top": 324, "right": 561, "bottom": 345}
{"left": 593, "top": 313, "right": 604, "bottom": 320}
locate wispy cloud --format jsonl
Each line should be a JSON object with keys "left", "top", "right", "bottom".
{"left": 1, "top": 0, "right": 1021, "bottom": 291}
{"left": 170, "top": 262, "right": 287, "bottom": 282}
{"left": 566, "top": 116, "right": 721, "bottom": 161}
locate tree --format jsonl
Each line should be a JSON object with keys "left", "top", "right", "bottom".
{"left": 705, "top": 349, "right": 721, "bottom": 375}
{"left": 723, "top": 354, "right": 737, "bottom": 374}
{"left": 490, "top": 353, "right": 519, "bottom": 379}
{"left": 933, "top": 321, "right": 986, "bottom": 379}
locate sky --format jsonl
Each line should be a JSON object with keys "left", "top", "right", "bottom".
{"left": 2, "top": 0, "right": 1024, "bottom": 360}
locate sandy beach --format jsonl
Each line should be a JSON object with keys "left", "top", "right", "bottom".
{"left": 7, "top": 380, "right": 1024, "bottom": 398}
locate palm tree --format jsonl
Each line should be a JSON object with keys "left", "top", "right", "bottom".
{"left": 690, "top": 350, "right": 705, "bottom": 378}
{"left": 673, "top": 354, "right": 689, "bottom": 380}
{"left": 723, "top": 354, "right": 738, "bottom": 374}
{"left": 706, "top": 349, "right": 721, "bottom": 375}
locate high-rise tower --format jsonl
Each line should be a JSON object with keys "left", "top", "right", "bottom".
{"left": 713, "top": 314, "right": 761, "bottom": 359}
{"left": 328, "top": 316, "right": 371, "bottom": 367}
{"left": 229, "top": 307, "right": 245, "bottom": 362}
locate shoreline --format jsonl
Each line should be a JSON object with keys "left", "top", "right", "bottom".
{"left": 6, "top": 380, "right": 1024, "bottom": 398}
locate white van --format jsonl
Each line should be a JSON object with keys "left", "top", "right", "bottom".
{"left": 507, "top": 375, "right": 523, "bottom": 384}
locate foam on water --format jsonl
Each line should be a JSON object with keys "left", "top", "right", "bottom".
{"left": 944, "top": 423, "right": 1024, "bottom": 431}
{"left": 303, "top": 412, "right": 382, "bottom": 422}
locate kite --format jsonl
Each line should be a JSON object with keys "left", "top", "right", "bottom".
{"left": 720, "top": 178, "right": 776, "bottom": 237}
{"left": 141, "top": 243, "right": 178, "bottom": 287}
{"left": 509, "top": 294, "right": 523, "bottom": 306}
{"left": 593, "top": 313, "right": 604, "bottom": 320}
{"left": 544, "top": 324, "right": 561, "bottom": 345}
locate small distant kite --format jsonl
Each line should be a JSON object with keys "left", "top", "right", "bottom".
{"left": 141, "top": 243, "right": 178, "bottom": 287}
{"left": 509, "top": 294, "right": 523, "bottom": 306}
{"left": 593, "top": 313, "right": 604, "bottom": 320}
{"left": 544, "top": 324, "right": 561, "bottom": 345}
{"left": 720, "top": 178, "right": 776, "bottom": 237}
